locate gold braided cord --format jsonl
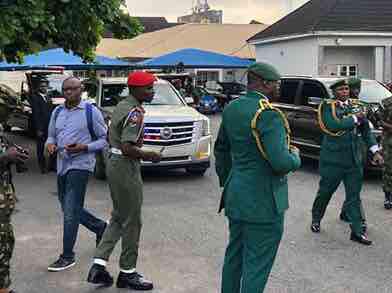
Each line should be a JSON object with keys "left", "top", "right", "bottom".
{"left": 251, "top": 99, "right": 292, "bottom": 160}
{"left": 318, "top": 101, "right": 346, "bottom": 137}
{"left": 330, "top": 101, "right": 341, "bottom": 122}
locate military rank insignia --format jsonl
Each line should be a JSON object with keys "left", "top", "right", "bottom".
{"left": 124, "top": 107, "right": 144, "bottom": 128}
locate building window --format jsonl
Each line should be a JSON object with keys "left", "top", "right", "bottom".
{"left": 338, "top": 64, "right": 358, "bottom": 77}
{"left": 196, "top": 71, "right": 219, "bottom": 86}
{"left": 73, "top": 70, "right": 89, "bottom": 79}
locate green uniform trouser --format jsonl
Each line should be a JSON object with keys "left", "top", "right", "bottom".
{"left": 0, "top": 222, "right": 14, "bottom": 289}
{"left": 221, "top": 216, "right": 284, "bottom": 293}
{"left": 341, "top": 198, "right": 366, "bottom": 223}
{"left": 94, "top": 154, "right": 143, "bottom": 270}
{"left": 382, "top": 135, "right": 392, "bottom": 193}
{"left": 312, "top": 163, "right": 364, "bottom": 236}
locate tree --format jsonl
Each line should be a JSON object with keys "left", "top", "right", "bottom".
{"left": 0, "top": 0, "right": 142, "bottom": 63}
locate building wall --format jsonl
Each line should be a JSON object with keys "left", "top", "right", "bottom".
{"left": 317, "top": 35, "right": 392, "bottom": 81}
{"left": 322, "top": 46, "right": 375, "bottom": 78}
{"left": 254, "top": 38, "right": 319, "bottom": 76}
{"left": 254, "top": 35, "right": 392, "bottom": 81}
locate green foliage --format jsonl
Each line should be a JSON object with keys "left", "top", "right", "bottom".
{"left": 0, "top": 0, "right": 142, "bottom": 63}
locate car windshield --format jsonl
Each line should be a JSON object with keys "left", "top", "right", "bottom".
{"left": 101, "top": 82, "right": 184, "bottom": 107}
{"left": 323, "top": 80, "right": 392, "bottom": 103}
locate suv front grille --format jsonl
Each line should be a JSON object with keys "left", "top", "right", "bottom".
{"left": 143, "top": 121, "right": 195, "bottom": 146}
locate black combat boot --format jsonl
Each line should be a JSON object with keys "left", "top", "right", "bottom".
{"left": 87, "top": 264, "right": 113, "bottom": 287}
{"left": 116, "top": 271, "right": 153, "bottom": 290}
{"left": 384, "top": 192, "right": 392, "bottom": 210}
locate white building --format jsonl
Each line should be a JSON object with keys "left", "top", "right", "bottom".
{"left": 248, "top": 0, "right": 392, "bottom": 82}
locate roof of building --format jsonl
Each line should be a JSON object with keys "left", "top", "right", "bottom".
{"left": 97, "top": 23, "right": 267, "bottom": 60}
{"left": 136, "top": 17, "right": 182, "bottom": 33}
{"left": 249, "top": 0, "right": 392, "bottom": 42}
{"left": 103, "top": 17, "right": 182, "bottom": 37}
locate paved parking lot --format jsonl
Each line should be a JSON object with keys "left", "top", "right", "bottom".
{"left": 7, "top": 115, "right": 392, "bottom": 293}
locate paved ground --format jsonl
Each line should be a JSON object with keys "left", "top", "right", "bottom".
{"left": 7, "top": 115, "right": 392, "bottom": 293}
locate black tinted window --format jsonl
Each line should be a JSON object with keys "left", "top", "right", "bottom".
{"left": 300, "top": 82, "right": 327, "bottom": 105}
{"left": 279, "top": 80, "right": 299, "bottom": 104}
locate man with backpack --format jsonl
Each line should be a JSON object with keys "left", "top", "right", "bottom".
{"left": 46, "top": 77, "right": 108, "bottom": 272}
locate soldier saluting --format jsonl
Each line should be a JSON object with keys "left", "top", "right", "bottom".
{"left": 311, "top": 79, "right": 383, "bottom": 245}
{"left": 215, "top": 63, "right": 301, "bottom": 293}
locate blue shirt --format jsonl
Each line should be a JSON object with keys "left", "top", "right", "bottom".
{"left": 46, "top": 101, "right": 108, "bottom": 176}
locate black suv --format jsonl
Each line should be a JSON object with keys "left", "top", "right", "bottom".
{"left": 274, "top": 76, "right": 392, "bottom": 170}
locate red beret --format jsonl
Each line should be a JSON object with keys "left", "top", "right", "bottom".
{"left": 127, "top": 71, "right": 156, "bottom": 87}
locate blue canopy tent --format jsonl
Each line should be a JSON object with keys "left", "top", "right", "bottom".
{"left": 0, "top": 48, "right": 132, "bottom": 71}
{"left": 138, "top": 48, "right": 253, "bottom": 69}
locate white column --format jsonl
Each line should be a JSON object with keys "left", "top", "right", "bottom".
{"left": 317, "top": 46, "right": 325, "bottom": 75}
{"left": 384, "top": 46, "right": 392, "bottom": 83}
{"left": 374, "top": 46, "right": 385, "bottom": 81}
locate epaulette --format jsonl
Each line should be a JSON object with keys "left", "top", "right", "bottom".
{"left": 251, "top": 98, "right": 291, "bottom": 161}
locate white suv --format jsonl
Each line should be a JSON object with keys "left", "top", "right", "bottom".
{"left": 93, "top": 77, "right": 211, "bottom": 177}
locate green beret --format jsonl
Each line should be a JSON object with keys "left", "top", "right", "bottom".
{"left": 329, "top": 79, "right": 348, "bottom": 90}
{"left": 248, "top": 62, "right": 281, "bottom": 81}
{"left": 348, "top": 77, "right": 361, "bottom": 89}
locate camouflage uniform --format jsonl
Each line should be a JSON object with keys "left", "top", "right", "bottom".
{"left": 381, "top": 97, "right": 392, "bottom": 199}
{"left": 0, "top": 134, "right": 16, "bottom": 289}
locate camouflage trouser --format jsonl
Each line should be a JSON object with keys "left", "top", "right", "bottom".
{"left": 0, "top": 222, "right": 14, "bottom": 289}
{"left": 382, "top": 136, "right": 392, "bottom": 193}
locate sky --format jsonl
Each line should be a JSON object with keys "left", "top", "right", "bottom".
{"left": 125, "top": 0, "right": 310, "bottom": 25}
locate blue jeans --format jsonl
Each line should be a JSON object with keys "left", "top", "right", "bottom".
{"left": 57, "top": 170, "right": 106, "bottom": 260}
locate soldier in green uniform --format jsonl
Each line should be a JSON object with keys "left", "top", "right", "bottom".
{"left": 379, "top": 96, "right": 392, "bottom": 209}
{"left": 87, "top": 71, "right": 161, "bottom": 291}
{"left": 340, "top": 77, "right": 367, "bottom": 227}
{"left": 311, "top": 79, "right": 383, "bottom": 245}
{"left": 215, "top": 62, "right": 301, "bottom": 293}
{"left": 0, "top": 126, "right": 29, "bottom": 293}
{"left": 348, "top": 77, "right": 362, "bottom": 99}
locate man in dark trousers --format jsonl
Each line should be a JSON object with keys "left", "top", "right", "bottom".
{"left": 31, "top": 79, "right": 54, "bottom": 173}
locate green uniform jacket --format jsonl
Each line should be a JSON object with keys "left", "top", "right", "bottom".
{"left": 319, "top": 100, "right": 377, "bottom": 170}
{"left": 214, "top": 91, "right": 301, "bottom": 223}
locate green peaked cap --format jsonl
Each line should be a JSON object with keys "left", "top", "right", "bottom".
{"left": 329, "top": 79, "right": 349, "bottom": 90}
{"left": 248, "top": 62, "right": 281, "bottom": 81}
{"left": 348, "top": 77, "right": 361, "bottom": 89}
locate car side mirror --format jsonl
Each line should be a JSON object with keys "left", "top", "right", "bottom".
{"left": 308, "top": 97, "right": 322, "bottom": 106}
{"left": 185, "top": 96, "right": 194, "bottom": 105}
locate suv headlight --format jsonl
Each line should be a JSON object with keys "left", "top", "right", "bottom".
{"left": 201, "top": 118, "right": 210, "bottom": 136}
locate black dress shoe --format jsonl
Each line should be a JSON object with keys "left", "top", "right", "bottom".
{"left": 311, "top": 221, "right": 320, "bottom": 233}
{"left": 350, "top": 232, "right": 372, "bottom": 245}
{"left": 87, "top": 264, "right": 113, "bottom": 287}
{"left": 116, "top": 271, "right": 153, "bottom": 290}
